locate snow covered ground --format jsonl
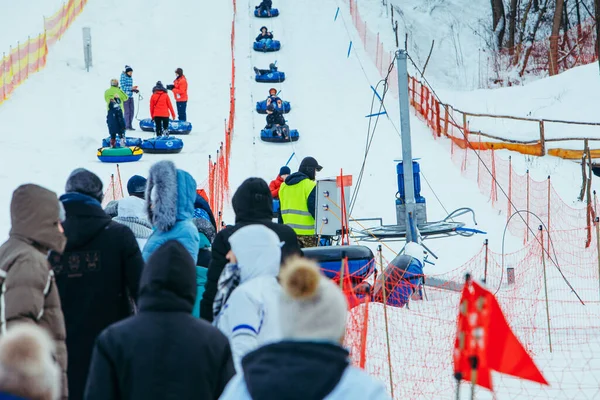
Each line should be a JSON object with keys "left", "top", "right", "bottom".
{"left": 2, "top": 0, "right": 600, "bottom": 398}
{"left": 0, "top": 0, "right": 233, "bottom": 238}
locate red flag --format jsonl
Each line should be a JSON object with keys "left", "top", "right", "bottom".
{"left": 453, "top": 278, "right": 549, "bottom": 391}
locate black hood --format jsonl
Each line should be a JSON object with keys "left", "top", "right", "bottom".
{"left": 61, "top": 194, "right": 112, "bottom": 249}
{"left": 231, "top": 177, "right": 273, "bottom": 223}
{"left": 138, "top": 240, "right": 196, "bottom": 313}
{"left": 284, "top": 172, "right": 311, "bottom": 186}
{"left": 242, "top": 341, "right": 349, "bottom": 400}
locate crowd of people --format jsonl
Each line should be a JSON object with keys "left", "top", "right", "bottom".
{"left": 103, "top": 66, "right": 189, "bottom": 146}
{"left": 0, "top": 157, "right": 392, "bottom": 400}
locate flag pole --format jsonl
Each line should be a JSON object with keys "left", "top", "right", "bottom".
{"left": 469, "top": 355, "right": 478, "bottom": 400}
{"left": 454, "top": 373, "right": 462, "bottom": 400}
{"left": 539, "top": 226, "right": 553, "bottom": 353}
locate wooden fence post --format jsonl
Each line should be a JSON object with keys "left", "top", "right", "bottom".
{"left": 539, "top": 120, "right": 546, "bottom": 155}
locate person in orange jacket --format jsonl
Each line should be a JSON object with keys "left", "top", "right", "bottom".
{"left": 269, "top": 166, "right": 291, "bottom": 199}
{"left": 149, "top": 81, "right": 176, "bottom": 137}
{"left": 166, "top": 68, "right": 188, "bottom": 121}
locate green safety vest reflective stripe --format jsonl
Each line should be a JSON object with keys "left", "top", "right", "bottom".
{"left": 279, "top": 178, "right": 316, "bottom": 235}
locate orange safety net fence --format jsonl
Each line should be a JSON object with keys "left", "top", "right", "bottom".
{"left": 342, "top": 226, "right": 600, "bottom": 398}
{"left": 338, "top": 1, "right": 600, "bottom": 398}
{"left": 1, "top": 0, "right": 88, "bottom": 106}
{"left": 206, "top": 0, "right": 236, "bottom": 229}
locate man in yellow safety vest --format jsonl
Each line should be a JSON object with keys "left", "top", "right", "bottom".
{"left": 278, "top": 157, "right": 322, "bottom": 248}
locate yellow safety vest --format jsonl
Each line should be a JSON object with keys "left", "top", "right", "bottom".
{"left": 279, "top": 178, "right": 316, "bottom": 235}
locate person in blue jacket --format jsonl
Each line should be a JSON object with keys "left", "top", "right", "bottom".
{"left": 142, "top": 160, "right": 200, "bottom": 263}
{"left": 255, "top": 26, "right": 274, "bottom": 48}
{"left": 219, "top": 257, "right": 391, "bottom": 399}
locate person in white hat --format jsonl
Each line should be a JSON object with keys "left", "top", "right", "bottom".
{"left": 219, "top": 257, "right": 391, "bottom": 400}
{"left": 213, "top": 224, "right": 283, "bottom": 372}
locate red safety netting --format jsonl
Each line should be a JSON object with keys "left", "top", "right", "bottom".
{"left": 206, "top": 0, "right": 236, "bottom": 229}
{"left": 339, "top": 1, "right": 600, "bottom": 398}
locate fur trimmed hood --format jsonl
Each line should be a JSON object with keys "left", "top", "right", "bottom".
{"left": 146, "top": 161, "right": 197, "bottom": 232}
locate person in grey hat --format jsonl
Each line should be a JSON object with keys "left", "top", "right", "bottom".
{"left": 49, "top": 168, "right": 144, "bottom": 400}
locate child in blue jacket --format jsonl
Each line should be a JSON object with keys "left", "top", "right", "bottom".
{"left": 142, "top": 160, "right": 200, "bottom": 263}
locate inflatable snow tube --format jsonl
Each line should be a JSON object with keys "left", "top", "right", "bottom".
{"left": 260, "top": 128, "right": 299, "bottom": 143}
{"left": 272, "top": 199, "right": 280, "bottom": 219}
{"left": 255, "top": 71, "right": 286, "bottom": 83}
{"left": 101, "top": 137, "right": 142, "bottom": 148}
{"left": 140, "top": 136, "right": 184, "bottom": 154}
{"left": 253, "top": 40, "right": 281, "bottom": 52}
{"left": 303, "top": 246, "right": 375, "bottom": 283}
{"left": 254, "top": 8, "right": 279, "bottom": 17}
{"left": 139, "top": 119, "right": 193, "bottom": 135}
{"left": 372, "top": 254, "right": 424, "bottom": 308}
{"left": 256, "top": 100, "right": 291, "bottom": 114}
{"left": 97, "top": 146, "right": 143, "bottom": 163}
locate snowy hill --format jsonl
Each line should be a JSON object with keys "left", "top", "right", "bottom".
{"left": 2, "top": 0, "right": 600, "bottom": 398}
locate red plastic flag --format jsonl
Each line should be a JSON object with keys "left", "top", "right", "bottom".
{"left": 453, "top": 277, "right": 548, "bottom": 391}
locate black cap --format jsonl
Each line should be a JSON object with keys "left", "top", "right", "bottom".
{"left": 298, "top": 157, "right": 322, "bottom": 180}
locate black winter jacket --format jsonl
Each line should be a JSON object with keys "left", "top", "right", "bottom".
{"left": 257, "top": 0, "right": 272, "bottom": 9}
{"left": 106, "top": 102, "right": 125, "bottom": 137}
{"left": 266, "top": 111, "right": 286, "bottom": 128}
{"left": 199, "top": 178, "right": 301, "bottom": 321}
{"left": 255, "top": 32, "right": 274, "bottom": 42}
{"left": 84, "top": 240, "right": 235, "bottom": 400}
{"left": 50, "top": 193, "right": 144, "bottom": 400}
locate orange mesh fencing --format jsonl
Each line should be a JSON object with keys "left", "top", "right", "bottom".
{"left": 343, "top": 229, "right": 600, "bottom": 398}
{"left": 339, "top": 1, "right": 600, "bottom": 397}
{"left": 206, "top": 0, "right": 236, "bottom": 227}
{"left": 1, "top": 0, "right": 88, "bottom": 106}
{"left": 101, "top": 165, "right": 124, "bottom": 207}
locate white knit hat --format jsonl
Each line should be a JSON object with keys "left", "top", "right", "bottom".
{"left": 279, "top": 257, "right": 348, "bottom": 342}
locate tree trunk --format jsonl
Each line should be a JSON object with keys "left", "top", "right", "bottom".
{"left": 596, "top": 0, "right": 600, "bottom": 74}
{"left": 508, "top": 0, "right": 520, "bottom": 52}
{"left": 491, "top": 0, "right": 506, "bottom": 48}
{"left": 520, "top": 0, "right": 550, "bottom": 76}
{"left": 549, "top": 0, "right": 565, "bottom": 75}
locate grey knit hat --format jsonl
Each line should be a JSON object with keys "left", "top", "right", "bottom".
{"left": 65, "top": 168, "right": 104, "bottom": 202}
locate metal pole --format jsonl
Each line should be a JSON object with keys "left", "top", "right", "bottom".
{"left": 484, "top": 239, "right": 489, "bottom": 284}
{"left": 539, "top": 225, "right": 553, "bottom": 353}
{"left": 595, "top": 217, "right": 600, "bottom": 301}
{"left": 397, "top": 50, "right": 416, "bottom": 243}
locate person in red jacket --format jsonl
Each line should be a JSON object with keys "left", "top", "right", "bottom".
{"left": 269, "top": 166, "right": 291, "bottom": 199}
{"left": 150, "top": 81, "right": 176, "bottom": 137}
{"left": 166, "top": 68, "right": 188, "bottom": 121}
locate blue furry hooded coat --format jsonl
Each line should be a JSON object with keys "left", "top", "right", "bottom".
{"left": 142, "top": 161, "right": 200, "bottom": 263}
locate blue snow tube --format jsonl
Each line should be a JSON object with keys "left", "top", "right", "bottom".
{"left": 101, "top": 137, "right": 142, "bottom": 148}
{"left": 97, "top": 147, "right": 143, "bottom": 163}
{"left": 140, "top": 136, "right": 184, "bottom": 154}
{"left": 255, "top": 71, "right": 285, "bottom": 83}
{"left": 260, "top": 128, "right": 299, "bottom": 143}
{"left": 253, "top": 40, "right": 281, "bottom": 52}
{"left": 272, "top": 199, "right": 280, "bottom": 218}
{"left": 139, "top": 118, "right": 193, "bottom": 135}
{"left": 303, "top": 246, "right": 375, "bottom": 283}
{"left": 373, "top": 254, "right": 424, "bottom": 308}
{"left": 254, "top": 8, "right": 279, "bottom": 17}
{"left": 256, "top": 99, "right": 291, "bottom": 114}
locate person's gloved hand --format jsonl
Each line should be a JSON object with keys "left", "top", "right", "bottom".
{"left": 166, "top": 84, "right": 174, "bottom": 90}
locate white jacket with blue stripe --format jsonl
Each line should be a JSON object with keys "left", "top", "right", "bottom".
{"left": 214, "top": 276, "right": 282, "bottom": 372}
